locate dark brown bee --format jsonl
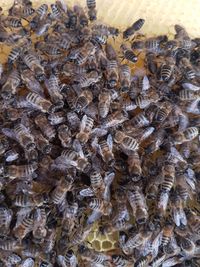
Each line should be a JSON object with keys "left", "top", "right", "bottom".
{"left": 26, "top": 92, "right": 54, "bottom": 113}
{"left": 35, "top": 114, "right": 56, "bottom": 140}
{"left": 106, "top": 60, "right": 119, "bottom": 88}
{"left": 120, "top": 44, "right": 138, "bottom": 63}
{"left": 74, "top": 5, "right": 88, "bottom": 27}
{"left": 86, "top": 0, "right": 97, "bottom": 21}
{"left": 123, "top": 18, "right": 145, "bottom": 39}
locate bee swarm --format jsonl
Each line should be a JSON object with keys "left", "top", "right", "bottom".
{"left": 0, "top": 0, "right": 200, "bottom": 266}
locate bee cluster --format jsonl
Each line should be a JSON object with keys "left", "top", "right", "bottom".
{"left": 0, "top": 0, "right": 200, "bottom": 266}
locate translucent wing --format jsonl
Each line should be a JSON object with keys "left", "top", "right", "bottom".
{"left": 87, "top": 210, "right": 102, "bottom": 225}
{"left": 1, "top": 128, "right": 16, "bottom": 141}
{"left": 79, "top": 188, "right": 94, "bottom": 197}
{"left": 182, "top": 82, "right": 200, "bottom": 91}
{"left": 80, "top": 115, "right": 87, "bottom": 131}
{"left": 107, "top": 134, "right": 113, "bottom": 150}
{"left": 142, "top": 75, "right": 150, "bottom": 91}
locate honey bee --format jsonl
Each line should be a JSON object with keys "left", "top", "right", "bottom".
{"left": 105, "top": 43, "right": 118, "bottom": 61}
{"left": 123, "top": 18, "right": 145, "bottom": 39}
{"left": 120, "top": 229, "right": 151, "bottom": 255}
{"left": 75, "top": 71, "right": 100, "bottom": 88}
{"left": 57, "top": 249, "right": 78, "bottom": 267}
{"left": 45, "top": 74, "right": 64, "bottom": 110}
{"left": 7, "top": 46, "right": 21, "bottom": 65}
{"left": 69, "top": 224, "right": 92, "bottom": 246}
{"left": 154, "top": 101, "right": 173, "bottom": 123}
{"left": 35, "top": 114, "right": 56, "bottom": 140}
{"left": 179, "top": 57, "right": 196, "bottom": 80}
{"left": 88, "top": 198, "right": 112, "bottom": 219}
{"left": 1, "top": 69, "right": 21, "bottom": 100}
{"left": 76, "top": 115, "right": 94, "bottom": 144}
{"left": 32, "top": 208, "right": 47, "bottom": 244}
{"left": 32, "top": 129, "right": 51, "bottom": 154}
{"left": 69, "top": 41, "right": 96, "bottom": 65}
{"left": 171, "top": 127, "right": 199, "bottom": 144}
{"left": 75, "top": 89, "right": 93, "bottom": 111}
{"left": 13, "top": 213, "right": 34, "bottom": 240}
{"left": 145, "top": 52, "right": 158, "bottom": 74}
{"left": 63, "top": 63, "right": 86, "bottom": 76}
{"left": 98, "top": 134, "right": 115, "bottom": 165}
{"left": 102, "top": 110, "right": 128, "bottom": 128}
{"left": 119, "top": 64, "right": 131, "bottom": 92}
{"left": 114, "top": 131, "right": 139, "bottom": 154}
{"left": 5, "top": 164, "right": 37, "bottom": 179}
{"left": 42, "top": 227, "right": 57, "bottom": 253}
{"left": 51, "top": 177, "right": 73, "bottom": 205}
{"left": 79, "top": 246, "right": 111, "bottom": 265}
{"left": 21, "top": 50, "right": 45, "bottom": 81}
{"left": 127, "top": 152, "right": 142, "bottom": 180}
{"left": 4, "top": 16, "right": 22, "bottom": 28}
{"left": 120, "top": 44, "right": 138, "bottom": 63}
{"left": 14, "top": 193, "right": 45, "bottom": 207}
{"left": 160, "top": 52, "right": 176, "bottom": 81}
{"left": 58, "top": 124, "right": 72, "bottom": 148}
{"left": 127, "top": 187, "right": 148, "bottom": 224}
{"left": 26, "top": 92, "right": 54, "bottom": 113}
{"left": 171, "top": 194, "right": 187, "bottom": 227}
{"left": 21, "top": 69, "right": 44, "bottom": 96}
{"left": 161, "top": 222, "right": 174, "bottom": 247}
{"left": 86, "top": 0, "right": 97, "bottom": 21}
{"left": 74, "top": 5, "right": 88, "bottom": 27}
{"left": 98, "top": 89, "right": 111, "bottom": 118}
{"left": 13, "top": 124, "right": 35, "bottom": 151}
{"left": 105, "top": 60, "right": 119, "bottom": 88}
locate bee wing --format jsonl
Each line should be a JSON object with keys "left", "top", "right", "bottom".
{"left": 158, "top": 192, "right": 169, "bottom": 212}
{"left": 79, "top": 188, "right": 94, "bottom": 197}
{"left": 162, "top": 256, "right": 185, "bottom": 267}
{"left": 107, "top": 134, "right": 113, "bottom": 150}
{"left": 172, "top": 207, "right": 181, "bottom": 227}
{"left": 170, "top": 147, "right": 186, "bottom": 163}
{"left": 87, "top": 210, "right": 102, "bottom": 225}
{"left": 151, "top": 231, "right": 163, "bottom": 258}
{"left": 185, "top": 168, "right": 196, "bottom": 190}
{"left": 80, "top": 115, "right": 87, "bottom": 131}
{"left": 182, "top": 82, "right": 200, "bottom": 91}
{"left": 91, "top": 128, "right": 108, "bottom": 137}
{"left": 1, "top": 128, "right": 17, "bottom": 141}
{"left": 178, "top": 113, "right": 189, "bottom": 131}
{"left": 179, "top": 208, "right": 187, "bottom": 226}
{"left": 139, "top": 126, "right": 155, "bottom": 141}
{"left": 142, "top": 75, "right": 150, "bottom": 91}
{"left": 73, "top": 139, "right": 85, "bottom": 158}
{"left": 186, "top": 99, "right": 200, "bottom": 114}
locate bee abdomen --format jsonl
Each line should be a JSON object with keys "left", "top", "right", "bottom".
{"left": 178, "top": 89, "right": 196, "bottom": 100}
{"left": 123, "top": 136, "right": 139, "bottom": 150}
{"left": 124, "top": 50, "right": 137, "bottom": 63}
{"left": 87, "top": 0, "right": 96, "bottom": 9}
{"left": 184, "top": 127, "right": 198, "bottom": 140}
{"left": 161, "top": 64, "right": 173, "bottom": 81}
{"left": 185, "top": 67, "right": 196, "bottom": 80}
{"left": 89, "top": 198, "right": 102, "bottom": 210}
{"left": 162, "top": 176, "right": 174, "bottom": 192}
